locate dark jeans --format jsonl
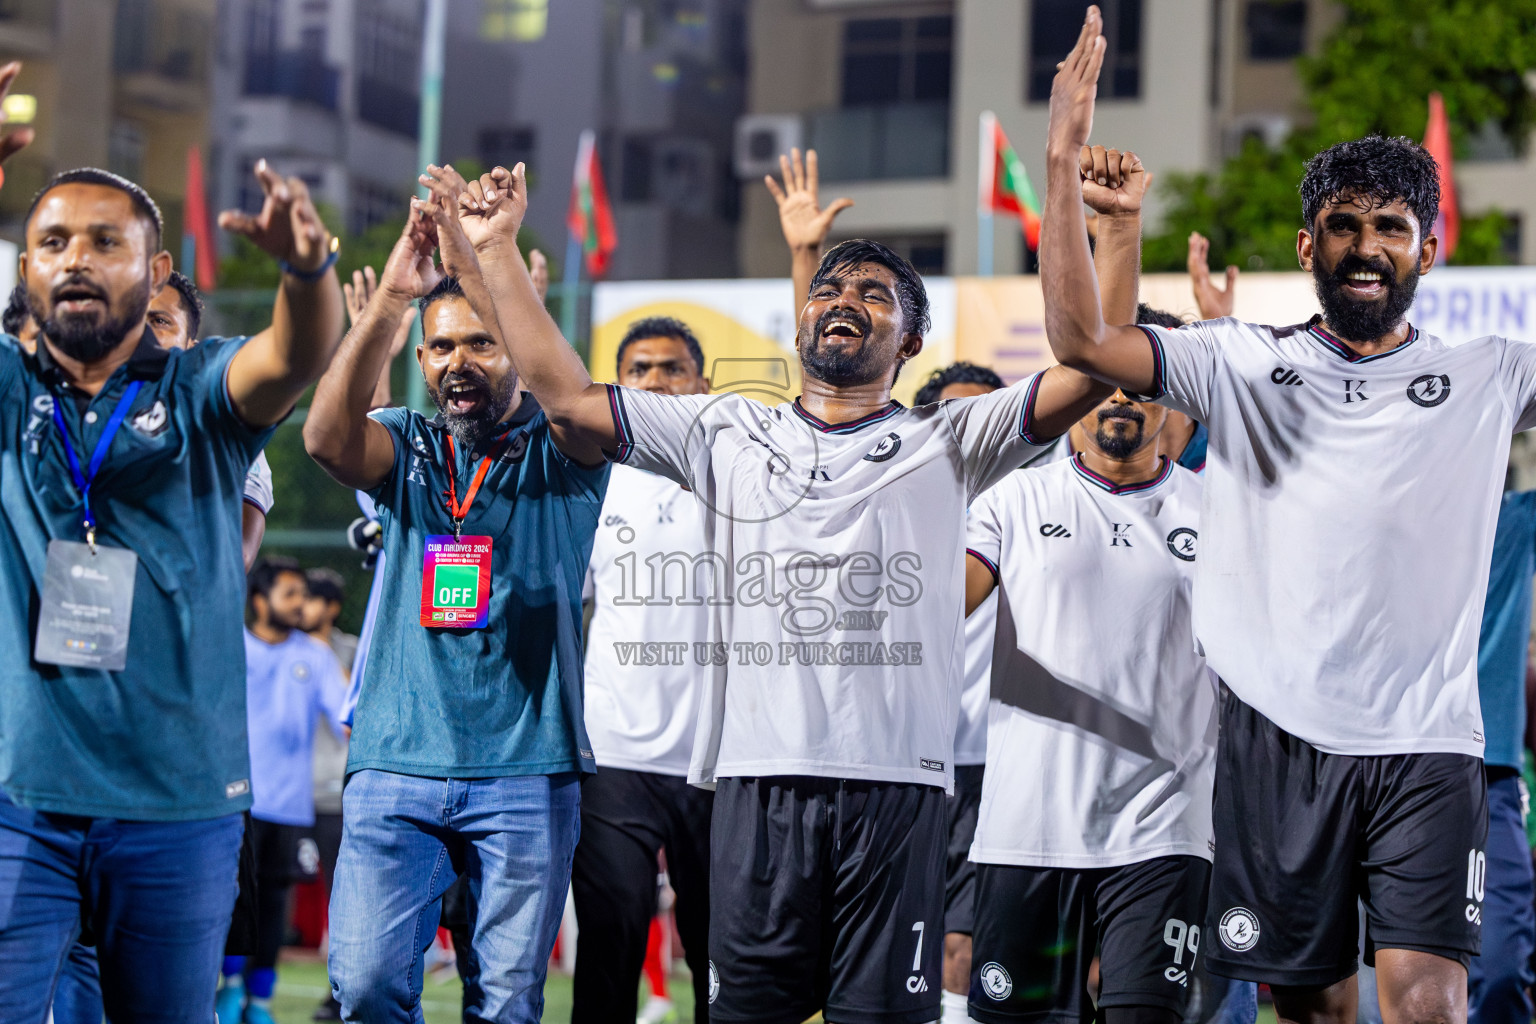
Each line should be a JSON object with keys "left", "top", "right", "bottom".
{"left": 1469, "top": 769, "right": 1535, "bottom": 1024}
{"left": 0, "top": 789, "right": 243, "bottom": 1022}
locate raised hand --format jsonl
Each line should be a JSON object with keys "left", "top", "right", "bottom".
{"left": 1046, "top": 6, "right": 1106, "bottom": 159}
{"left": 376, "top": 204, "right": 442, "bottom": 301}
{"left": 1079, "top": 146, "right": 1150, "bottom": 217}
{"left": 344, "top": 265, "right": 417, "bottom": 352}
{"left": 1188, "top": 232, "right": 1238, "bottom": 320}
{"left": 458, "top": 164, "right": 527, "bottom": 257}
{"left": 0, "top": 63, "right": 34, "bottom": 167}
{"left": 419, "top": 164, "right": 480, "bottom": 279}
{"left": 218, "top": 159, "right": 333, "bottom": 272}
{"left": 766, "top": 148, "right": 853, "bottom": 254}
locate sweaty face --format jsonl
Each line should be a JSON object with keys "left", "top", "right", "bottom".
{"left": 618, "top": 336, "right": 707, "bottom": 395}
{"left": 1306, "top": 195, "right": 1426, "bottom": 343}
{"left": 798, "top": 263, "right": 914, "bottom": 388}
{"left": 261, "top": 572, "right": 308, "bottom": 631}
{"left": 1077, "top": 392, "right": 1167, "bottom": 460}
{"left": 147, "top": 286, "right": 193, "bottom": 350}
{"left": 25, "top": 184, "right": 159, "bottom": 363}
{"left": 419, "top": 295, "right": 518, "bottom": 450}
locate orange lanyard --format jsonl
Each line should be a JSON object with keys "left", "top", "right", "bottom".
{"left": 442, "top": 429, "right": 511, "bottom": 539}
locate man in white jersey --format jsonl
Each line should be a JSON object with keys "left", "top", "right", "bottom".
{"left": 1040, "top": 10, "right": 1536, "bottom": 1024}
{"left": 963, "top": 383, "right": 1212, "bottom": 1024}
{"left": 573, "top": 315, "right": 714, "bottom": 1024}
{"left": 421, "top": 160, "right": 1109, "bottom": 1024}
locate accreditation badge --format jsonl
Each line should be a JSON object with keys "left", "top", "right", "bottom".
{"left": 419, "top": 534, "right": 493, "bottom": 628}
{"left": 34, "top": 540, "right": 138, "bottom": 670}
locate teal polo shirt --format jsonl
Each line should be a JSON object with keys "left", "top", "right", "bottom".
{"left": 0, "top": 330, "right": 272, "bottom": 820}
{"left": 350, "top": 397, "right": 607, "bottom": 778}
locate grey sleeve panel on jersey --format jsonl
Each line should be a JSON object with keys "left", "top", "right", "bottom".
{"left": 1138, "top": 320, "right": 1225, "bottom": 424}
{"left": 943, "top": 370, "right": 1052, "bottom": 501}
{"left": 243, "top": 450, "right": 275, "bottom": 514}
{"left": 1498, "top": 337, "right": 1536, "bottom": 433}
{"left": 606, "top": 384, "right": 718, "bottom": 488}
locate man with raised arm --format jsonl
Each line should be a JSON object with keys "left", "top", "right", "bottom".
{"left": 302, "top": 185, "right": 607, "bottom": 1023}
{"left": 425, "top": 159, "right": 1108, "bottom": 1024}
{"left": 0, "top": 111, "right": 346, "bottom": 1018}
{"left": 1039, "top": 10, "right": 1536, "bottom": 1024}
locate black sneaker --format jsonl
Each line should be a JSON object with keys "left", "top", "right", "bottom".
{"left": 312, "top": 994, "right": 343, "bottom": 1021}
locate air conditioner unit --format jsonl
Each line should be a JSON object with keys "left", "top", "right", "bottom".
{"left": 734, "top": 114, "right": 803, "bottom": 179}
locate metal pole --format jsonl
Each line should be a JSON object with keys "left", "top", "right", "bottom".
{"left": 978, "top": 211, "right": 994, "bottom": 277}
{"left": 561, "top": 233, "right": 582, "bottom": 350}
{"left": 407, "top": 0, "right": 447, "bottom": 413}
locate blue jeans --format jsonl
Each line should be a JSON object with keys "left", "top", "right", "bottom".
{"left": 0, "top": 790, "right": 243, "bottom": 1023}
{"left": 1469, "top": 771, "right": 1535, "bottom": 1024}
{"left": 327, "top": 770, "right": 581, "bottom": 1024}
{"left": 51, "top": 942, "right": 103, "bottom": 1024}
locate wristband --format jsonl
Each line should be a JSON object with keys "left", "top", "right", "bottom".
{"left": 280, "top": 235, "right": 341, "bottom": 281}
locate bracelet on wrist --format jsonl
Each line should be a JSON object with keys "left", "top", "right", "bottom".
{"left": 280, "top": 237, "right": 341, "bottom": 282}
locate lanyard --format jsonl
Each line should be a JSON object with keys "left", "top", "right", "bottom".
{"left": 50, "top": 379, "right": 143, "bottom": 551}
{"left": 442, "top": 427, "right": 511, "bottom": 540}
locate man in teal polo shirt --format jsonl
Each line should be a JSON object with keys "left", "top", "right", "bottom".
{"left": 0, "top": 122, "right": 346, "bottom": 1019}
{"left": 303, "top": 179, "right": 607, "bottom": 1022}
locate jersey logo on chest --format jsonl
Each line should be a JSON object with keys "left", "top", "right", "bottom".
{"left": 1407, "top": 374, "right": 1451, "bottom": 407}
{"left": 1166, "top": 527, "right": 1197, "bottom": 561}
{"left": 1038, "top": 523, "right": 1072, "bottom": 538}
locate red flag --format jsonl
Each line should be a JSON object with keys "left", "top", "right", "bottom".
{"left": 1423, "top": 93, "right": 1459, "bottom": 263}
{"left": 184, "top": 146, "right": 218, "bottom": 290}
{"left": 978, "top": 111, "right": 1042, "bottom": 251}
{"left": 566, "top": 130, "right": 617, "bottom": 277}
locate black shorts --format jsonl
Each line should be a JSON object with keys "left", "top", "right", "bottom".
{"left": 946, "top": 764, "right": 985, "bottom": 936}
{"left": 968, "top": 856, "right": 1211, "bottom": 1024}
{"left": 1206, "top": 687, "right": 1487, "bottom": 987}
{"left": 709, "top": 775, "right": 947, "bottom": 1024}
{"left": 249, "top": 817, "right": 321, "bottom": 884}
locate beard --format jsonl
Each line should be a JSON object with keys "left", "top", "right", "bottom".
{"left": 1312, "top": 253, "right": 1420, "bottom": 343}
{"left": 800, "top": 306, "right": 888, "bottom": 388}
{"left": 33, "top": 274, "right": 151, "bottom": 363}
{"left": 428, "top": 367, "right": 518, "bottom": 450}
{"left": 1094, "top": 407, "right": 1145, "bottom": 459}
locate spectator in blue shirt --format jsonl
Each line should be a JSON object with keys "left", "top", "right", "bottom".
{"left": 216, "top": 558, "right": 348, "bottom": 1024}
{"left": 0, "top": 70, "right": 346, "bottom": 1022}
{"left": 302, "top": 173, "right": 607, "bottom": 1022}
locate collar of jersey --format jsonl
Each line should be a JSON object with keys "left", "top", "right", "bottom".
{"left": 32, "top": 324, "right": 169, "bottom": 391}
{"left": 791, "top": 398, "right": 903, "bottom": 434}
{"left": 1306, "top": 317, "right": 1420, "bottom": 364}
{"left": 1070, "top": 453, "right": 1173, "bottom": 495}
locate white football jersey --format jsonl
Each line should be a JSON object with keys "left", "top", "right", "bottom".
{"left": 584, "top": 463, "right": 713, "bottom": 776}
{"left": 954, "top": 591, "right": 995, "bottom": 767}
{"left": 1142, "top": 317, "right": 1536, "bottom": 757}
{"left": 244, "top": 450, "right": 274, "bottom": 514}
{"left": 966, "top": 456, "right": 1214, "bottom": 868}
{"left": 607, "top": 374, "right": 1056, "bottom": 790}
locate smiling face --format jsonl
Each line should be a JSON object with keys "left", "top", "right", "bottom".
{"left": 23, "top": 182, "right": 169, "bottom": 364}
{"left": 418, "top": 294, "right": 518, "bottom": 449}
{"left": 797, "top": 261, "right": 922, "bottom": 389}
{"left": 1300, "top": 193, "right": 1434, "bottom": 343}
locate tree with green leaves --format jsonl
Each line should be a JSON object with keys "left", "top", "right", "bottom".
{"left": 1145, "top": 0, "right": 1536, "bottom": 271}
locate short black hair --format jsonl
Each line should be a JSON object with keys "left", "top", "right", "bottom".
{"left": 616, "top": 316, "right": 705, "bottom": 378}
{"left": 305, "top": 567, "right": 345, "bottom": 606}
{"left": 27, "top": 168, "right": 165, "bottom": 250}
{"left": 165, "top": 271, "right": 204, "bottom": 342}
{"left": 914, "top": 361, "right": 1004, "bottom": 405}
{"left": 1136, "top": 304, "right": 1186, "bottom": 330}
{"left": 248, "top": 556, "right": 305, "bottom": 602}
{"left": 418, "top": 275, "right": 466, "bottom": 319}
{"left": 810, "top": 239, "right": 931, "bottom": 337}
{"left": 1300, "top": 135, "right": 1441, "bottom": 236}
{"left": 2, "top": 283, "right": 29, "bottom": 336}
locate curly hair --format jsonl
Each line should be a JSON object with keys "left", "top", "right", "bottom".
{"left": 616, "top": 316, "right": 706, "bottom": 377}
{"left": 1300, "top": 135, "right": 1441, "bottom": 234}
{"left": 914, "top": 362, "right": 1004, "bottom": 405}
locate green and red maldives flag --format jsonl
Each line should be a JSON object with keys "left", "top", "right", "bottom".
{"left": 979, "top": 111, "right": 1042, "bottom": 251}
{"left": 567, "top": 129, "right": 617, "bottom": 277}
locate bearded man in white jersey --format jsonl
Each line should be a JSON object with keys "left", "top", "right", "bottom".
{"left": 415, "top": 158, "right": 1111, "bottom": 1024}
{"left": 573, "top": 315, "right": 714, "bottom": 1024}
{"left": 1040, "top": 10, "right": 1536, "bottom": 1024}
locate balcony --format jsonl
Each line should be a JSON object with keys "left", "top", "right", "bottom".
{"left": 243, "top": 51, "right": 340, "bottom": 113}
{"left": 807, "top": 102, "right": 949, "bottom": 183}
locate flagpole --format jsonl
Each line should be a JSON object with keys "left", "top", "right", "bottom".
{"left": 978, "top": 211, "right": 994, "bottom": 277}
{"left": 977, "top": 110, "right": 995, "bottom": 277}
{"left": 561, "top": 232, "right": 582, "bottom": 351}
{"left": 406, "top": 0, "right": 447, "bottom": 413}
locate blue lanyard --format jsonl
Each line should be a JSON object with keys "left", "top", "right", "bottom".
{"left": 50, "top": 379, "right": 142, "bottom": 548}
